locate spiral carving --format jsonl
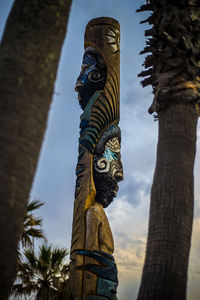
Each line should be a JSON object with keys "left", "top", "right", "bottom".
{"left": 94, "top": 157, "right": 110, "bottom": 173}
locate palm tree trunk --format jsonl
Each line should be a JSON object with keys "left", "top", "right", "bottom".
{"left": 0, "top": 1, "right": 72, "bottom": 298}
{"left": 137, "top": 103, "right": 198, "bottom": 300}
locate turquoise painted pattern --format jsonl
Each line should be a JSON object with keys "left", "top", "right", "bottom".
{"left": 103, "top": 147, "right": 118, "bottom": 162}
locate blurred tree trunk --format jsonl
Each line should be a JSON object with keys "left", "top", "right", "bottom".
{"left": 137, "top": 104, "right": 197, "bottom": 300}
{"left": 0, "top": 0, "right": 72, "bottom": 298}
{"left": 137, "top": 1, "right": 200, "bottom": 299}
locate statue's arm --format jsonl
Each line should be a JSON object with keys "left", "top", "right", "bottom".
{"left": 85, "top": 206, "right": 101, "bottom": 251}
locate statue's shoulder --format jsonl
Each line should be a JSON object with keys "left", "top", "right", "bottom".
{"left": 86, "top": 202, "right": 104, "bottom": 215}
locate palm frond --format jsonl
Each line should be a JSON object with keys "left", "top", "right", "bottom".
{"left": 39, "top": 245, "right": 52, "bottom": 263}
{"left": 21, "top": 235, "right": 32, "bottom": 248}
{"left": 24, "top": 249, "right": 37, "bottom": 267}
{"left": 12, "top": 282, "right": 38, "bottom": 298}
{"left": 137, "top": 0, "right": 200, "bottom": 113}
{"left": 20, "top": 197, "right": 46, "bottom": 249}
{"left": 51, "top": 248, "right": 69, "bottom": 271}
{"left": 24, "top": 228, "right": 46, "bottom": 240}
{"left": 37, "top": 245, "right": 52, "bottom": 274}
{"left": 60, "top": 264, "right": 70, "bottom": 277}
{"left": 24, "top": 215, "right": 43, "bottom": 227}
{"left": 12, "top": 244, "right": 70, "bottom": 299}
{"left": 27, "top": 198, "right": 44, "bottom": 212}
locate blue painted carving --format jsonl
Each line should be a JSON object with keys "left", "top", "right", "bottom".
{"left": 94, "top": 125, "right": 121, "bottom": 155}
{"left": 75, "top": 48, "right": 107, "bottom": 111}
{"left": 78, "top": 250, "right": 118, "bottom": 300}
{"left": 97, "top": 278, "right": 118, "bottom": 300}
{"left": 79, "top": 91, "right": 101, "bottom": 153}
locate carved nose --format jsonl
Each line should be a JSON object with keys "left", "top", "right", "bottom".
{"left": 114, "top": 171, "right": 123, "bottom": 182}
{"left": 75, "top": 81, "right": 83, "bottom": 92}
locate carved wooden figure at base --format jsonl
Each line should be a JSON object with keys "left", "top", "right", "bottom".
{"left": 69, "top": 17, "right": 122, "bottom": 300}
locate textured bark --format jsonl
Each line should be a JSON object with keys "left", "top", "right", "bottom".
{"left": 0, "top": 0, "right": 72, "bottom": 298}
{"left": 137, "top": 103, "right": 198, "bottom": 300}
{"left": 137, "top": 1, "right": 200, "bottom": 298}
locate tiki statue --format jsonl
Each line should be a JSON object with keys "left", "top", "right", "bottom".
{"left": 69, "top": 17, "right": 122, "bottom": 300}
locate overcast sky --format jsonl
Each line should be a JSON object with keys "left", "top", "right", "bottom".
{"left": 1, "top": 0, "right": 200, "bottom": 299}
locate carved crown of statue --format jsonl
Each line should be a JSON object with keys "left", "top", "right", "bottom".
{"left": 78, "top": 17, "right": 120, "bottom": 153}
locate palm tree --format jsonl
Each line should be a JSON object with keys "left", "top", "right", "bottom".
{"left": 0, "top": 1, "right": 72, "bottom": 298}
{"left": 12, "top": 244, "right": 70, "bottom": 300}
{"left": 21, "top": 198, "right": 46, "bottom": 249}
{"left": 15, "top": 198, "right": 46, "bottom": 278}
{"left": 136, "top": 1, "right": 199, "bottom": 299}
{"left": 56, "top": 264, "right": 72, "bottom": 300}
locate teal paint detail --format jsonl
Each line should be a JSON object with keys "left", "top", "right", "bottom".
{"left": 79, "top": 64, "right": 97, "bottom": 86}
{"left": 86, "top": 278, "right": 118, "bottom": 300}
{"left": 79, "top": 126, "right": 100, "bottom": 152}
{"left": 77, "top": 250, "right": 118, "bottom": 283}
{"left": 80, "top": 91, "right": 101, "bottom": 121}
{"left": 80, "top": 119, "right": 89, "bottom": 132}
{"left": 97, "top": 278, "right": 118, "bottom": 300}
{"left": 78, "top": 91, "right": 102, "bottom": 153}
{"left": 103, "top": 148, "right": 118, "bottom": 162}
{"left": 77, "top": 250, "right": 118, "bottom": 299}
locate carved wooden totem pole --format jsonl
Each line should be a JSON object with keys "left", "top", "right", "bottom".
{"left": 69, "top": 17, "right": 122, "bottom": 300}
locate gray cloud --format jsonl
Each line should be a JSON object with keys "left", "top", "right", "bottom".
{"left": 118, "top": 173, "right": 151, "bottom": 207}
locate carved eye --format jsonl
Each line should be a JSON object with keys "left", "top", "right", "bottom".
{"left": 88, "top": 70, "right": 102, "bottom": 82}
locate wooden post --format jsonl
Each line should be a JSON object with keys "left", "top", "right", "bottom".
{"left": 69, "top": 17, "right": 122, "bottom": 300}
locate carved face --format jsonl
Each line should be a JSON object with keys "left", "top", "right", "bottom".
{"left": 75, "top": 47, "right": 107, "bottom": 110}
{"left": 93, "top": 131, "right": 123, "bottom": 208}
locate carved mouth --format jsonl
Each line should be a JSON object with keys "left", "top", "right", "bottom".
{"left": 113, "top": 184, "right": 119, "bottom": 197}
{"left": 78, "top": 94, "right": 82, "bottom": 102}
